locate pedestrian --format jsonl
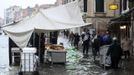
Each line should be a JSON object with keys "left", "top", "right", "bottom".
{"left": 63, "top": 30, "right": 66, "bottom": 37}
{"left": 40, "top": 33, "right": 45, "bottom": 63}
{"left": 69, "top": 31, "right": 74, "bottom": 45}
{"left": 102, "top": 32, "right": 112, "bottom": 45}
{"left": 106, "top": 37, "right": 123, "bottom": 69}
{"left": 121, "top": 37, "right": 132, "bottom": 59}
{"left": 82, "top": 30, "right": 90, "bottom": 56}
{"left": 99, "top": 36, "right": 112, "bottom": 67}
{"left": 74, "top": 33, "right": 80, "bottom": 49}
{"left": 81, "top": 31, "right": 86, "bottom": 41}
{"left": 32, "top": 33, "right": 39, "bottom": 56}
{"left": 92, "top": 37, "right": 101, "bottom": 61}
{"left": 66, "top": 30, "right": 70, "bottom": 38}
{"left": 97, "top": 34, "right": 104, "bottom": 46}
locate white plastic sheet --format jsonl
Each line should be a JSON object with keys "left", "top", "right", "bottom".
{"left": 2, "top": 1, "right": 91, "bottom": 48}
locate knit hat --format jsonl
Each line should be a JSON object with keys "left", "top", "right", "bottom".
{"left": 113, "top": 37, "right": 117, "bottom": 40}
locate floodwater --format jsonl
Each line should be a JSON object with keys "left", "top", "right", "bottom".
{"left": 38, "top": 48, "right": 134, "bottom": 75}
{"left": 38, "top": 47, "right": 105, "bottom": 75}
{"left": 1, "top": 35, "right": 134, "bottom": 75}
{"left": 38, "top": 35, "right": 134, "bottom": 75}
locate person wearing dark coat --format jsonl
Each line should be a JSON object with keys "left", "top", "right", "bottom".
{"left": 35, "top": 33, "right": 39, "bottom": 48}
{"left": 40, "top": 33, "right": 45, "bottom": 63}
{"left": 74, "top": 33, "right": 80, "bottom": 49}
{"left": 106, "top": 37, "right": 123, "bottom": 69}
{"left": 69, "top": 32, "right": 75, "bottom": 45}
{"left": 92, "top": 38, "right": 100, "bottom": 60}
{"left": 82, "top": 32, "right": 90, "bottom": 56}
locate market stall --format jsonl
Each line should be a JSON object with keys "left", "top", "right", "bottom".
{"left": 2, "top": 1, "right": 91, "bottom": 49}
{"left": 45, "top": 44, "right": 66, "bottom": 63}
{"left": 2, "top": 1, "right": 91, "bottom": 69}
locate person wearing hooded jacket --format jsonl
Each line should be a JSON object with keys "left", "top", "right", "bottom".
{"left": 106, "top": 37, "right": 123, "bottom": 69}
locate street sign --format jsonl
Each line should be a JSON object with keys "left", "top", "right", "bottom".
{"left": 109, "top": 4, "right": 118, "bottom": 10}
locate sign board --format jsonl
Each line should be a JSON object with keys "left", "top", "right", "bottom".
{"left": 109, "top": 4, "right": 118, "bottom": 10}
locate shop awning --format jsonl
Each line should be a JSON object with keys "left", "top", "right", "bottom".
{"left": 109, "top": 7, "right": 134, "bottom": 25}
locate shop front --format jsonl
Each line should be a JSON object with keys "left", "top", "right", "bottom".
{"left": 108, "top": 7, "right": 134, "bottom": 55}
{"left": 108, "top": 8, "right": 134, "bottom": 42}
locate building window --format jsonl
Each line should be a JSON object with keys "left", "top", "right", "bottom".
{"left": 129, "top": 0, "right": 134, "bottom": 2}
{"left": 96, "top": 0, "right": 104, "bottom": 12}
{"left": 128, "top": 0, "right": 134, "bottom": 9}
{"left": 123, "top": 0, "right": 127, "bottom": 10}
{"left": 83, "top": 0, "right": 87, "bottom": 12}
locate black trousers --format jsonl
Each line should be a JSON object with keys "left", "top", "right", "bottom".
{"left": 40, "top": 48, "right": 45, "bottom": 63}
{"left": 92, "top": 47, "right": 99, "bottom": 56}
{"left": 111, "top": 57, "right": 120, "bottom": 69}
{"left": 74, "top": 42, "right": 79, "bottom": 49}
{"left": 83, "top": 43, "right": 89, "bottom": 55}
{"left": 124, "top": 51, "right": 130, "bottom": 58}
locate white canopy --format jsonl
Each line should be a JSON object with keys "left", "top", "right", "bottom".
{"left": 2, "top": 1, "right": 91, "bottom": 48}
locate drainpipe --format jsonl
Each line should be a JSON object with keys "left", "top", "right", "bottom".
{"left": 131, "top": 12, "right": 134, "bottom": 55}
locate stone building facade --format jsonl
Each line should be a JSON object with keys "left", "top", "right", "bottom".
{"left": 86, "top": 0, "right": 120, "bottom": 34}
{"left": 56, "top": 0, "right": 120, "bottom": 35}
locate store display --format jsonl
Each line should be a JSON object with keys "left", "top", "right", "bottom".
{"left": 45, "top": 44, "right": 64, "bottom": 51}
{"left": 45, "top": 44, "right": 66, "bottom": 63}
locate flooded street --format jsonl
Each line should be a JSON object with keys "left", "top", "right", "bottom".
{"left": 1, "top": 35, "right": 134, "bottom": 75}
{"left": 38, "top": 48, "right": 134, "bottom": 75}
{"left": 38, "top": 36, "right": 134, "bottom": 75}
{"left": 38, "top": 49, "right": 105, "bottom": 75}
{"left": 0, "top": 0, "right": 134, "bottom": 74}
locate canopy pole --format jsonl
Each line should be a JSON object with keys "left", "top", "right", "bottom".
{"left": 33, "top": 31, "right": 35, "bottom": 47}
{"left": 38, "top": 33, "right": 41, "bottom": 63}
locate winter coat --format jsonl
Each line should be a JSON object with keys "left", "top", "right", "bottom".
{"left": 74, "top": 35, "right": 80, "bottom": 44}
{"left": 107, "top": 42, "right": 123, "bottom": 59}
{"left": 121, "top": 39, "right": 132, "bottom": 51}
{"left": 92, "top": 38, "right": 100, "bottom": 49}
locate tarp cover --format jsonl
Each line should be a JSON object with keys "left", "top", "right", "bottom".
{"left": 2, "top": 1, "right": 91, "bottom": 48}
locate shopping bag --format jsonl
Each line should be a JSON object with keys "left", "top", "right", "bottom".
{"left": 105, "top": 56, "right": 111, "bottom": 66}
{"left": 79, "top": 39, "right": 83, "bottom": 46}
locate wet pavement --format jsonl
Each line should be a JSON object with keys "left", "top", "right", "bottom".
{"left": 38, "top": 55, "right": 105, "bottom": 75}
{"left": 1, "top": 35, "right": 134, "bottom": 75}
{"left": 37, "top": 35, "right": 134, "bottom": 75}
{"left": 37, "top": 52, "right": 134, "bottom": 75}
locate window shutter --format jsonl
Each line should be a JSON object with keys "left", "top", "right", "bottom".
{"left": 123, "top": 0, "right": 127, "bottom": 10}
{"left": 96, "top": 0, "right": 104, "bottom": 12}
{"left": 84, "top": 0, "right": 87, "bottom": 12}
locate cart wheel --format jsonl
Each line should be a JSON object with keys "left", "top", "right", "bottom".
{"left": 18, "top": 71, "right": 23, "bottom": 75}
{"left": 33, "top": 71, "right": 39, "bottom": 75}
